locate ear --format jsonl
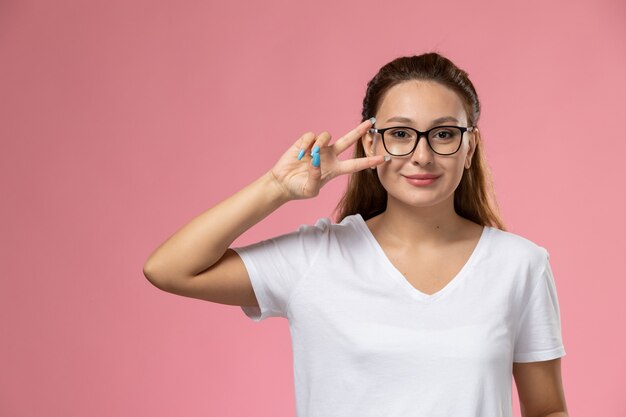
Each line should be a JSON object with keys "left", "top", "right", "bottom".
{"left": 361, "top": 130, "right": 377, "bottom": 156}
{"left": 466, "top": 127, "right": 478, "bottom": 166}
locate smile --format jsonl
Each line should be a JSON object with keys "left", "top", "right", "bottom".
{"left": 403, "top": 176, "right": 439, "bottom": 186}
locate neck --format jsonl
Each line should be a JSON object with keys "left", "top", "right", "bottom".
{"left": 375, "top": 194, "right": 467, "bottom": 248}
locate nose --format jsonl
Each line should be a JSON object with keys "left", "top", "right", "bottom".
{"left": 410, "top": 133, "right": 435, "bottom": 165}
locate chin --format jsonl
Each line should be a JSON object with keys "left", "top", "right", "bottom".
{"left": 391, "top": 184, "right": 455, "bottom": 206}
{"left": 390, "top": 193, "right": 448, "bottom": 208}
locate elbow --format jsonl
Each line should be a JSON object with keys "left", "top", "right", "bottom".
{"left": 143, "top": 260, "right": 169, "bottom": 291}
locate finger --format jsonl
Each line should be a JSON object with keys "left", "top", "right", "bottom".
{"left": 295, "top": 131, "right": 316, "bottom": 160}
{"left": 332, "top": 118, "right": 375, "bottom": 155}
{"left": 305, "top": 131, "right": 331, "bottom": 169}
{"left": 310, "top": 131, "right": 332, "bottom": 155}
{"left": 308, "top": 132, "right": 329, "bottom": 171}
{"left": 336, "top": 154, "right": 389, "bottom": 175}
{"left": 307, "top": 138, "right": 324, "bottom": 186}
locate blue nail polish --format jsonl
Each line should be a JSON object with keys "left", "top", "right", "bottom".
{"left": 311, "top": 146, "right": 320, "bottom": 155}
{"left": 297, "top": 149, "right": 305, "bottom": 160}
{"left": 312, "top": 153, "right": 320, "bottom": 167}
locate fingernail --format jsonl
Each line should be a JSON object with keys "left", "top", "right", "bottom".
{"left": 311, "top": 146, "right": 320, "bottom": 155}
{"left": 312, "top": 153, "right": 320, "bottom": 167}
{"left": 297, "top": 149, "right": 306, "bottom": 160}
{"left": 384, "top": 155, "right": 391, "bottom": 161}
{"left": 369, "top": 117, "right": 376, "bottom": 124}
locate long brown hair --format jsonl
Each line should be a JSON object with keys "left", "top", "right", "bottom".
{"left": 333, "top": 52, "right": 507, "bottom": 231}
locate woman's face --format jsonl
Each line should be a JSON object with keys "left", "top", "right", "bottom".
{"left": 362, "top": 80, "right": 476, "bottom": 210}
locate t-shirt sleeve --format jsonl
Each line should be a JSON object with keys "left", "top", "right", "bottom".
{"left": 513, "top": 248, "right": 566, "bottom": 362}
{"left": 231, "top": 218, "right": 329, "bottom": 322}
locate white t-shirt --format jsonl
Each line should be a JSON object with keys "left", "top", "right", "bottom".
{"left": 232, "top": 213, "right": 566, "bottom": 417}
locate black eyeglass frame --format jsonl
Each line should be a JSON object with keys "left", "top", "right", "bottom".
{"left": 369, "top": 125, "right": 475, "bottom": 156}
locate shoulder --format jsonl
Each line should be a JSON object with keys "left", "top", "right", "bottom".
{"left": 285, "top": 214, "right": 365, "bottom": 250}
{"left": 487, "top": 226, "right": 550, "bottom": 270}
{"left": 290, "top": 213, "right": 362, "bottom": 238}
{"left": 299, "top": 213, "right": 363, "bottom": 233}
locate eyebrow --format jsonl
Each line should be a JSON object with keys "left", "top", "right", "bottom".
{"left": 385, "top": 116, "right": 461, "bottom": 125}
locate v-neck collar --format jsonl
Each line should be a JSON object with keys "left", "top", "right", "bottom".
{"left": 351, "top": 213, "right": 491, "bottom": 303}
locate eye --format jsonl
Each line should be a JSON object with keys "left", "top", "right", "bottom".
{"left": 388, "top": 128, "right": 415, "bottom": 140}
{"left": 430, "top": 127, "right": 458, "bottom": 141}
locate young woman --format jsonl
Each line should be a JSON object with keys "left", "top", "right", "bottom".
{"left": 144, "top": 52, "right": 568, "bottom": 417}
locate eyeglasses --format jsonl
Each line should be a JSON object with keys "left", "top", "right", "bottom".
{"left": 369, "top": 125, "right": 475, "bottom": 156}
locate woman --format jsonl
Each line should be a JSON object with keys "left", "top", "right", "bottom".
{"left": 144, "top": 52, "right": 568, "bottom": 417}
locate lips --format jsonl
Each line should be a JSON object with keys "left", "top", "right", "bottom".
{"left": 403, "top": 174, "right": 441, "bottom": 180}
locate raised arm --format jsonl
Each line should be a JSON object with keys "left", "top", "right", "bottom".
{"left": 143, "top": 171, "right": 289, "bottom": 282}
{"left": 142, "top": 119, "right": 387, "bottom": 307}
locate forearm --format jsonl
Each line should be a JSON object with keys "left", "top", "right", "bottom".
{"left": 143, "top": 170, "right": 290, "bottom": 281}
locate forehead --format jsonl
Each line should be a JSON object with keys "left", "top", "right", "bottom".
{"left": 377, "top": 80, "right": 467, "bottom": 126}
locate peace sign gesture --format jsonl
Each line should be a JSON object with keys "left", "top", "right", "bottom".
{"left": 268, "top": 118, "right": 390, "bottom": 201}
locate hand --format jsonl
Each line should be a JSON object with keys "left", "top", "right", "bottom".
{"left": 268, "top": 118, "right": 389, "bottom": 201}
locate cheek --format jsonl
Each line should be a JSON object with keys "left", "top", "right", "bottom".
{"left": 376, "top": 158, "right": 401, "bottom": 174}
{"left": 373, "top": 139, "right": 386, "bottom": 155}
{"left": 375, "top": 160, "right": 405, "bottom": 187}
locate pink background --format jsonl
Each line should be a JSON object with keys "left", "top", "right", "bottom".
{"left": 1, "top": 0, "right": 624, "bottom": 415}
